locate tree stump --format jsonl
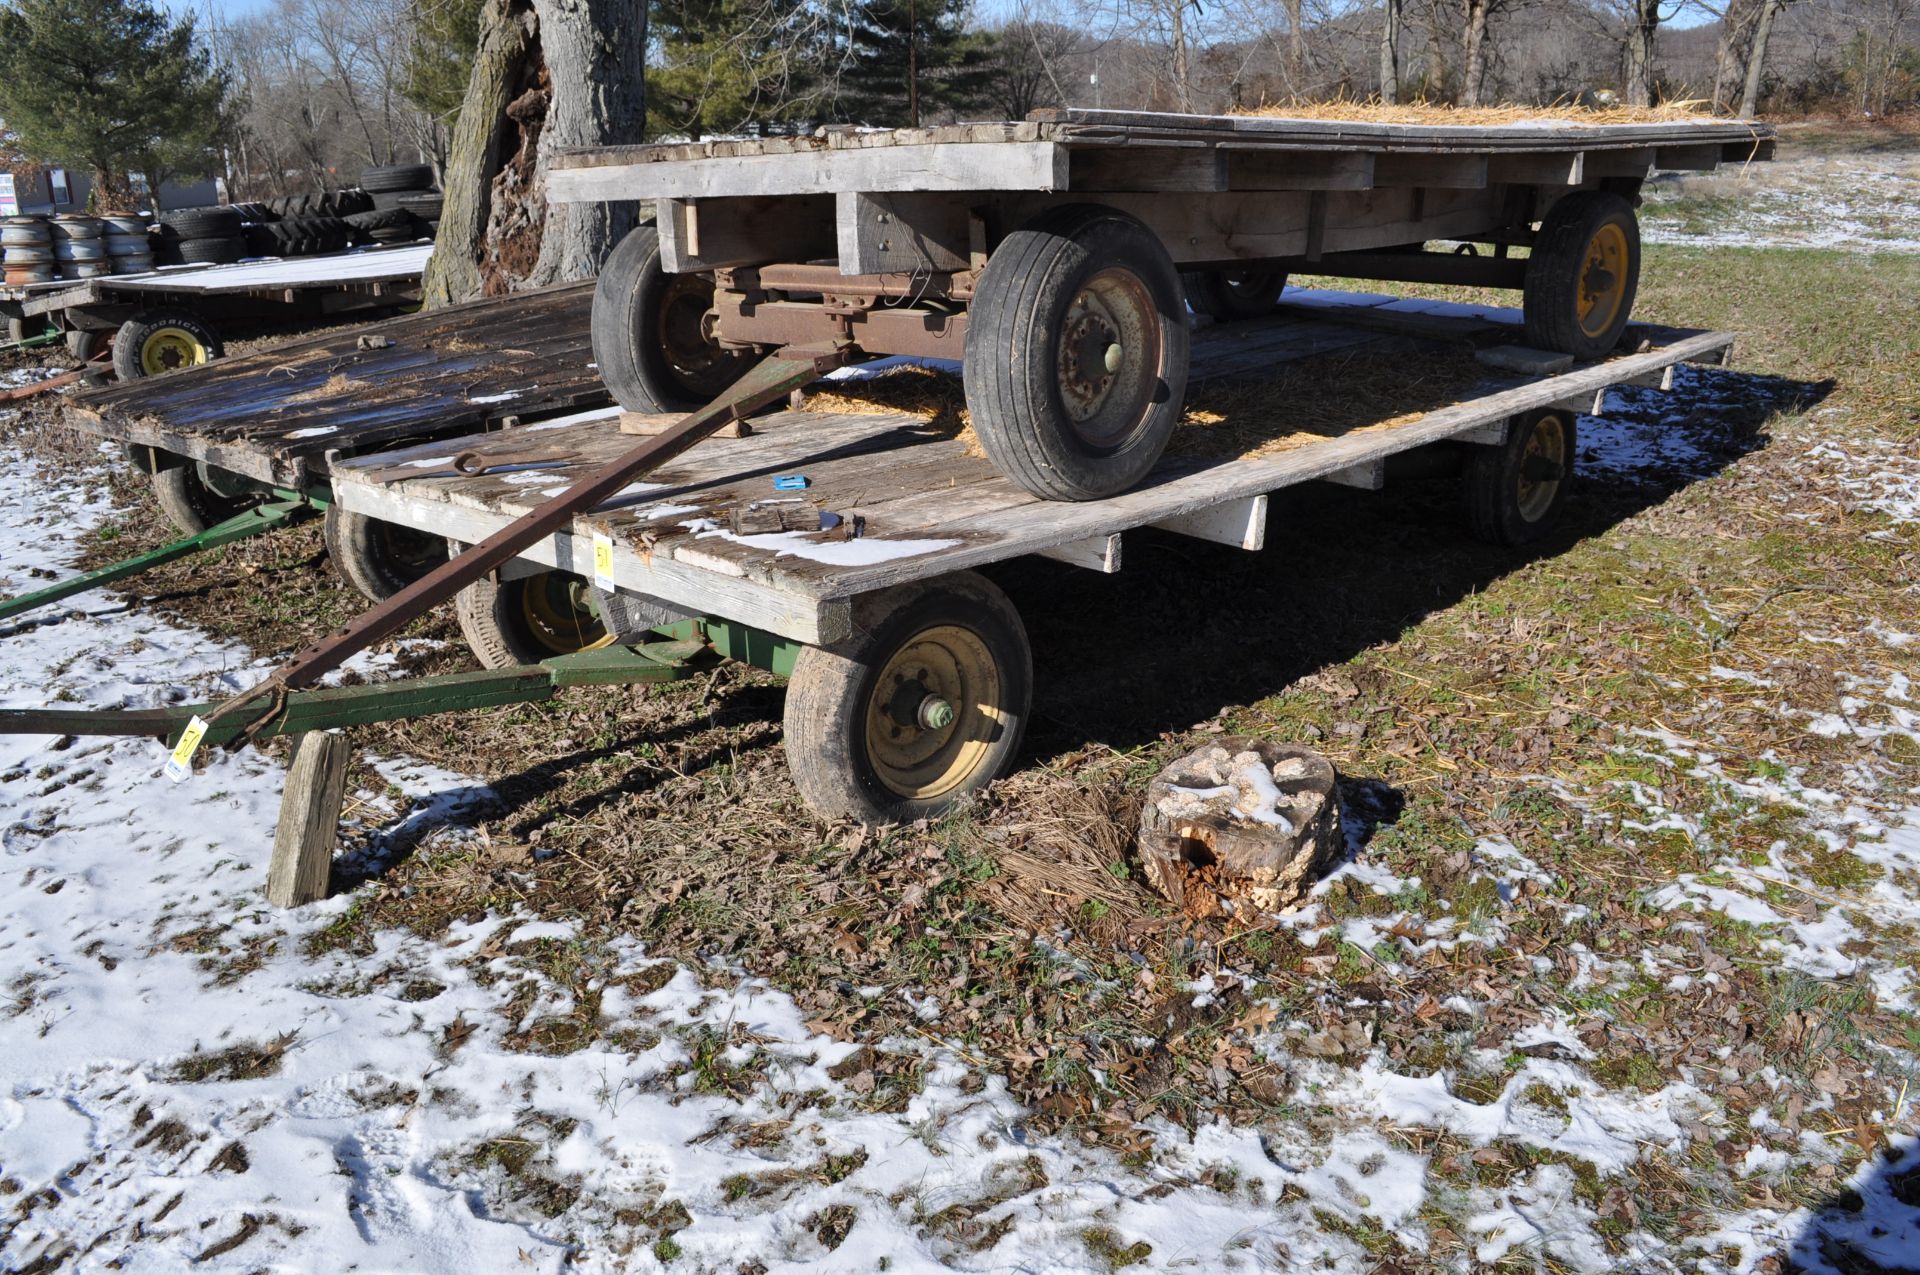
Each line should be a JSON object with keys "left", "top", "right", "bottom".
{"left": 1138, "top": 739, "right": 1341, "bottom": 918}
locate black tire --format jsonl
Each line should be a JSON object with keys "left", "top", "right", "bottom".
{"left": 334, "top": 189, "right": 374, "bottom": 216}
{"left": 65, "top": 328, "right": 104, "bottom": 360}
{"left": 1523, "top": 191, "right": 1641, "bottom": 360}
{"left": 965, "top": 205, "right": 1190, "bottom": 502}
{"left": 591, "top": 223, "right": 754, "bottom": 413}
{"left": 455, "top": 571, "right": 612, "bottom": 668}
{"left": 176, "top": 235, "right": 243, "bottom": 265}
{"left": 367, "top": 218, "right": 424, "bottom": 245}
{"left": 150, "top": 462, "right": 256, "bottom": 534}
{"left": 323, "top": 505, "right": 448, "bottom": 602}
{"left": 1183, "top": 268, "right": 1288, "bottom": 321}
{"left": 360, "top": 163, "right": 435, "bottom": 193}
{"left": 112, "top": 308, "right": 223, "bottom": 380}
{"left": 1466, "top": 409, "right": 1577, "bottom": 546}
{"left": 784, "top": 571, "right": 1032, "bottom": 823}
{"left": 344, "top": 208, "right": 413, "bottom": 238}
{"left": 396, "top": 192, "right": 443, "bottom": 221}
{"left": 161, "top": 206, "right": 243, "bottom": 240}
{"left": 283, "top": 216, "right": 351, "bottom": 254}
{"left": 369, "top": 191, "right": 407, "bottom": 213}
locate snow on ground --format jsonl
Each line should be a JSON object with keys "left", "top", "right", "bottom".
{"left": 1641, "top": 145, "right": 1920, "bottom": 252}
{"left": 2, "top": 369, "right": 1917, "bottom": 1270}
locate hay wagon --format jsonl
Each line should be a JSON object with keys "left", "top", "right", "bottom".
{"left": 13, "top": 277, "right": 1735, "bottom": 834}
{"left": 0, "top": 243, "right": 430, "bottom": 380}
{"left": 550, "top": 108, "right": 1770, "bottom": 501}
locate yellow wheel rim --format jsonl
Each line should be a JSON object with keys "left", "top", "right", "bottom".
{"left": 1576, "top": 223, "right": 1629, "bottom": 339}
{"left": 516, "top": 572, "right": 613, "bottom": 656}
{"left": 864, "top": 624, "right": 1007, "bottom": 801}
{"left": 140, "top": 327, "right": 209, "bottom": 375}
{"left": 1516, "top": 413, "right": 1568, "bottom": 523}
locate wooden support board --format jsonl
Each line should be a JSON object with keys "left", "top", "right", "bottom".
{"left": 546, "top": 110, "right": 1773, "bottom": 203}
{"left": 66, "top": 282, "right": 605, "bottom": 488}
{"left": 327, "top": 297, "right": 1734, "bottom": 647}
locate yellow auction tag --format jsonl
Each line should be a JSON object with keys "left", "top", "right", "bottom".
{"left": 163, "top": 715, "right": 209, "bottom": 782}
{"left": 591, "top": 532, "right": 616, "bottom": 590}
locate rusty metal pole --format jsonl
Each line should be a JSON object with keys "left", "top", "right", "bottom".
{"left": 202, "top": 344, "right": 850, "bottom": 736}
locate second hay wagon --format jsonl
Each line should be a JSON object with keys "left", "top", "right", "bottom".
{"left": 550, "top": 107, "right": 1772, "bottom": 502}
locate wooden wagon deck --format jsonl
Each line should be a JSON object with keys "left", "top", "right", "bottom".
{"left": 68, "top": 282, "right": 601, "bottom": 486}
{"left": 326, "top": 295, "right": 1734, "bottom": 647}
{"left": 549, "top": 108, "right": 1775, "bottom": 202}
{"left": 7, "top": 243, "right": 432, "bottom": 313}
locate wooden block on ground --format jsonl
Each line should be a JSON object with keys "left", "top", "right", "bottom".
{"left": 619, "top": 410, "right": 752, "bottom": 439}
{"left": 267, "top": 732, "right": 352, "bottom": 908}
{"left": 1476, "top": 345, "right": 1575, "bottom": 376}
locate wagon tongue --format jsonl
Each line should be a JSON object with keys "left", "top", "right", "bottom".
{"left": 198, "top": 342, "right": 854, "bottom": 743}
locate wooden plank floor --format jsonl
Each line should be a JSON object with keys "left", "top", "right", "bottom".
{"left": 68, "top": 283, "right": 603, "bottom": 487}
{"left": 62, "top": 284, "right": 1384, "bottom": 489}
{"left": 331, "top": 301, "right": 1734, "bottom": 645}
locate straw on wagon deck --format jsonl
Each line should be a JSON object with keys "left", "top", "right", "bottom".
{"left": 1229, "top": 98, "right": 1721, "bottom": 127}
{"left": 800, "top": 346, "right": 1485, "bottom": 465}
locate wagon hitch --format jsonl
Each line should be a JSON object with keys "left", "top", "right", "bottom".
{"left": 197, "top": 343, "right": 853, "bottom": 744}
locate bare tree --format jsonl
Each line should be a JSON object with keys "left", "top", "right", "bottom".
{"left": 1380, "top": 0, "right": 1403, "bottom": 100}
{"left": 1621, "top": 0, "right": 1665, "bottom": 103}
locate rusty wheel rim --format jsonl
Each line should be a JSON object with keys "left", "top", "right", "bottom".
{"left": 864, "top": 624, "right": 1006, "bottom": 801}
{"left": 1054, "top": 266, "right": 1162, "bottom": 452}
{"left": 656, "top": 273, "right": 745, "bottom": 399}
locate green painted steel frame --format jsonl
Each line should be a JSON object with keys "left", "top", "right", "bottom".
{"left": 0, "top": 641, "right": 711, "bottom": 749}
{"left": 0, "top": 497, "right": 323, "bottom": 623}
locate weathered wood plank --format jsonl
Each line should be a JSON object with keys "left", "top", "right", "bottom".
{"left": 547, "top": 141, "right": 1069, "bottom": 202}
{"left": 266, "top": 732, "right": 350, "bottom": 908}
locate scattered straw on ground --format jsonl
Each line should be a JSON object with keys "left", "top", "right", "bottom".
{"left": 1232, "top": 99, "right": 1722, "bottom": 127}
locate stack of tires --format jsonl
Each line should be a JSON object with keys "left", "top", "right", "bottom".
{"left": 157, "top": 206, "right": 247, "bottom": 266}
{"left": 352, "top": 163, "right": 439, "bottom": 244}
{"left": 2, "top": 217, "right": 54, "bottom": 286}
{"left": 49, "top": 216, "right": 109, "bottom": 280}
{"left": 101, "top": 214, "right": 155, "bottom": 275}
{"left": 244, "top": 213, "right": 353, "bottom": 258}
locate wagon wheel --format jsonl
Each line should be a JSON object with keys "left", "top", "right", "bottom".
{"left": 1466, "top": 409, "right": 1577, "bottom": 546}
{"left": 591, "top": 222, "right": 753, "bottom": 414}
{"left": 130, "top": 451, "right": 263, "bottom": 535}
{"left": 965, "top": 204, "right": 1190, "bottom": 502}
{"left": 1523, "top": 191, "right": 1641, "bottom": 360}
{"left": 112, "top": 307, "right": 224, "bottom": 381}
{"left": 456, "top": 570, "right": 614, "bottom": 669}
{"left": 1183, "top": 268, "right": 1288, "bottom": 322}
{"left": 784, "top": 571, "right": 1032, "bottom": 823}
{"left": 323, "top": 506, "right": 449, "bottom": 602}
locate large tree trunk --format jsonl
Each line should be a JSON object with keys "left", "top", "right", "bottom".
{"left": 422, "top": 0, "right": 646, "bottom": 308}
{"left": 1624, "top": 0, "right": 1661, "bottom": 106}
{"left": 1739, "top": 0, "right": 1781, "bottom": 118}
{"left": 1460, "top": 0, "right": 1490, "bottom": 106}
{"left": 1711, "top": 0, "right": 1753, "bottom": 112}
{"left": 1284, "top": 0, "right": 1308, "bottom": 92}
{"left": 1380, "top": 0, "right": 1402, "bottom": 103}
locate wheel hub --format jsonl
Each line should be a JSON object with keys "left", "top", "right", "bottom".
{"left": 865, "top": 628, "right": 1001, "bottom": 800}
{"left": 1061, "top": 308, "right": 1121, "bottom": 410}
{"left": 1575, "top": 223, "right": 1630, "bottom": 339}
{"left": 1514, "top": 415, "right": 1568, "bottom": 523}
